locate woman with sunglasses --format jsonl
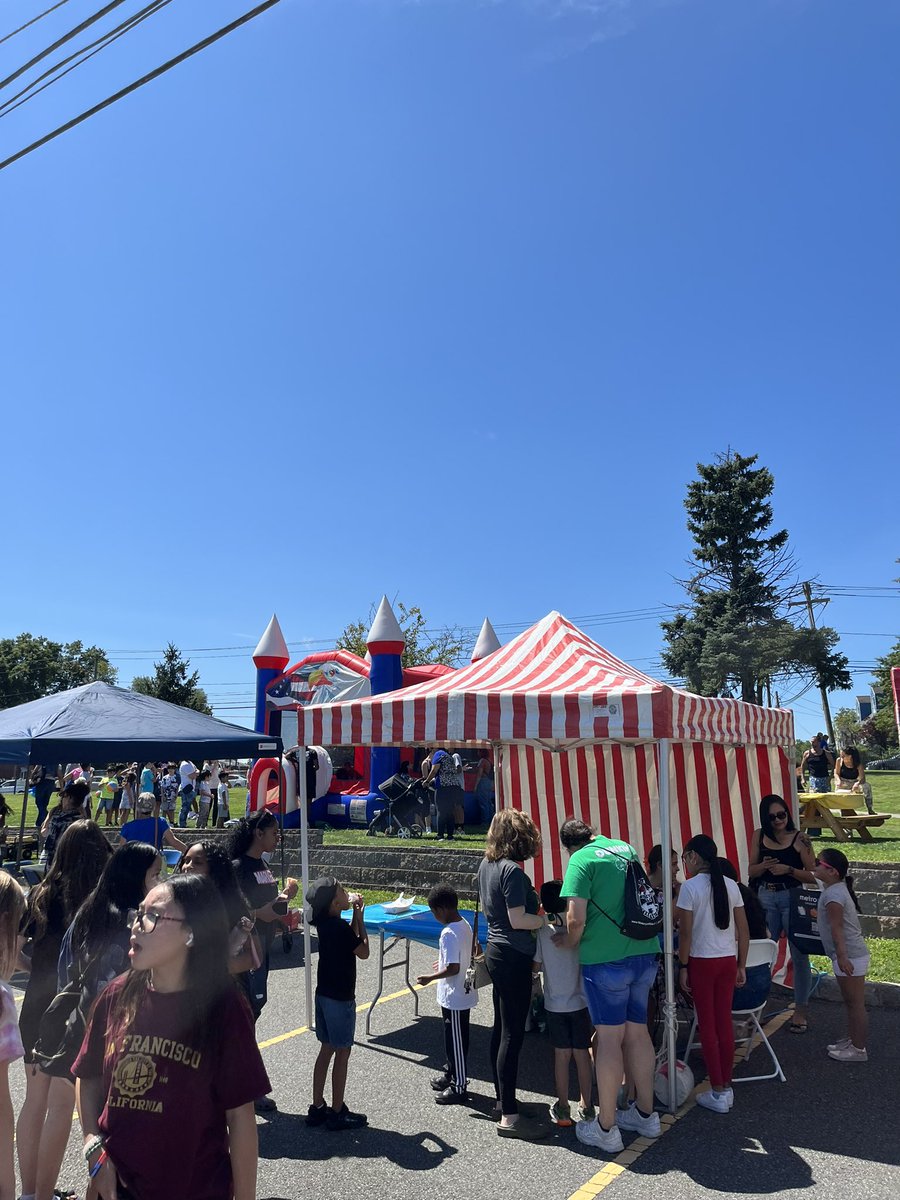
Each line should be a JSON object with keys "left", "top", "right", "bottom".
{"left": 748, "top": 794, "right": 816, "bottom": 1033}
{"left": 74, "top": 874, "right": 270, "bottom": 1200}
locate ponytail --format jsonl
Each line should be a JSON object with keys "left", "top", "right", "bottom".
{"left": 845, "top": 875, "right": 862, "bottom": 914}
{"left": 685, "top": 834, "right": 730, "bottom": 930}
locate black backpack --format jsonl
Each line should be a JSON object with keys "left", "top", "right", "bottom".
{"left": 591, "top": 847, "right": 664, "bottom": 940}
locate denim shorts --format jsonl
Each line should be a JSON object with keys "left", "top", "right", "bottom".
{"left": 582, "top": 954, "right": 658, "bottom": 1026}
{"left": 315, "top": 993, "right": 357, "bottom": 1048}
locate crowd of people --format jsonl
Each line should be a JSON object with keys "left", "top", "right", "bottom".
{"left": 3, "top": 764, "right": 871, "bottom": 1198}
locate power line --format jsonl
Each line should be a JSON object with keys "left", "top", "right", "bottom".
{"left": 0, "top": 0, "right": 284, "bottom": 173}
{"left": 0, "top": 0, "right": 131, "bottom": 92}
{"left": 0, "top": 0, "right": 73, "bottom": 48}
{"left": 0, "top": 0, "right": 175, "bottom": 122}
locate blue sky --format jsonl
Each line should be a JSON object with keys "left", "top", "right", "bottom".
{"left": 2, "top": 0, "right": 898, "bottom": 737}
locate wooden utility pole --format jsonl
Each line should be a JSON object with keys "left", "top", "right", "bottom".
{"left": 796, "top": 581, "right": 836, "bottom": 745}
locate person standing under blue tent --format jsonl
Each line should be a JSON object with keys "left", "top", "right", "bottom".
{"left": 30, "top": 765, "right": 60, "bottom": 831}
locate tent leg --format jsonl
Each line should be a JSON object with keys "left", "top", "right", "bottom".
{"left": 298, "top": 746, "right": 313, "bottom": 1031}
{"left": 15, "top": 753, "right": 31, "bottom": 870}
{"left": 278, "top": 762, "right": 286, "bottom": 883}
{"left": 658, "top": 739, "right": 678, "bottom": 1113}
{"left": 493, "top": 743, "right": 503, "bottom": 812}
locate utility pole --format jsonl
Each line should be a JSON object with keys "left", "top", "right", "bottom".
{"left": 792, "top": 582, "right": 836, "bottom": 745}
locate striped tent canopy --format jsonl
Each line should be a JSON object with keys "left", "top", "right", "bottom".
{"left": 294, "top": 611, "right": 794, "bottom": 749}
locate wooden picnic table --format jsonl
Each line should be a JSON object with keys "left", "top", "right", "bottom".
{"left": 798, "top": 792, "right": 891, "bottom": 842}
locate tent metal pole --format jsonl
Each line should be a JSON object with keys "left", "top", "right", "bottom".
{"left": 278, "top": 759, "right": 286, "bottom": 885}
{"left": 298, "top": 744, "right": 313, "bottom": 1030}
{"left": 493, "top": 742, "right": 503, "bottom": 812}
{"left": 15, "top": 751, "right": 31, "bottom": 870}
{"left": 658, "top": 738, "right": 678, "bottom": 1113}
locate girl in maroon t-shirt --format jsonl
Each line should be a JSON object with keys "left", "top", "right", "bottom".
{"left": 74, "top": 875, "right": 270, "bottom": 1200}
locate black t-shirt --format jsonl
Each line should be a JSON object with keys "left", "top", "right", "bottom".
{"left": 233, "top": 855, "right": 279, "bottom": 947}
{"left": 314, "top": 915, "right": 362, "bottom": 1002}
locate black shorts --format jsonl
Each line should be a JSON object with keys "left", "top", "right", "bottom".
{"left": 545, "top": 1006, "right": 593, "bottom": 1050}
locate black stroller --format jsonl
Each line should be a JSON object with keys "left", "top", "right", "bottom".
{"left": 367, "top": 774, "right": 428, "bottom": 839}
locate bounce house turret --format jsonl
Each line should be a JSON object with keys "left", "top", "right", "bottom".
{"left": 472, "top": 617, "right": 501, "bottom": 662}
{"left": 367, "top": 596, "right": 405, "bottom": 792}
{"left": 253, "top": 614, "right": 290, "bottom": 737}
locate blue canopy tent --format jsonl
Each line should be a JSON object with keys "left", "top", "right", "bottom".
{"left": 0, "top": 682, "right": 282, "bottom": 863}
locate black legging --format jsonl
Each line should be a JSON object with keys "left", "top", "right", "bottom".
{"left": 485, "top": 941, "right": 533, "bottom": 1115}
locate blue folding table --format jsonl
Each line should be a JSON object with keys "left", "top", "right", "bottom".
{"left": 341, "top": 904, "right": 478, "bottom": 1034}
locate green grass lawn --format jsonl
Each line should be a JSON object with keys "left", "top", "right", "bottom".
{"left": 321, "top": 827, "right": 488, "bottom": 851}
{"left": 812, "top": 939, "right": 900, "bottom": 985}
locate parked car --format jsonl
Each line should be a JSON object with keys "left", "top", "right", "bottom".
{"left": 866, "top": 755, "right": 900, "bottom": 771}
{"left": 228, "top": 774, "right": 248, "bottom": 788}
{"left": 0, "top": 780, "right": 20, "bottom": 792}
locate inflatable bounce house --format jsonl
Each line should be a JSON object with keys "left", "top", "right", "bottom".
{"left": 247, "top": 599, "right": 501, "bottom": 829}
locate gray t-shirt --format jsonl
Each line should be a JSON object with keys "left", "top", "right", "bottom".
{"left": 818, "top": 882, "right": 867, "bottom": 960}
{"left": 534, "top": 924, "right": 587, "bottom": 1012}
{"left": 477, "top": 858, "right": 538, "bottom": 957}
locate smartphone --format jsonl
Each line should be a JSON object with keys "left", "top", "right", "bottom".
{"left": 271, "top": 898, "right": 289, "bottom": 916}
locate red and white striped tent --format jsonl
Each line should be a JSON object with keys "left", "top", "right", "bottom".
{"left": 296, "top": 611, "right": 796, "bottom": 888}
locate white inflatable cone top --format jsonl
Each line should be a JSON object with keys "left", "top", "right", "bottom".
{"left": 366, "top": 595, "right": 406, "bottom": 649}
{"left": 253, "top": 614, "right": 290, "bottom": 667}
{"left": 471, "top": 617, "right": 501, "bottom": 662}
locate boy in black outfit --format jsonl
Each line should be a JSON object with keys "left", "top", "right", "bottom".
{"left": 305, "top": 876, "right": 370, "bottom": 1131}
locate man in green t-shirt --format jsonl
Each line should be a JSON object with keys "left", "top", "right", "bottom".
{"left": 561, "top": 833, "right": 660, "bottom": 1154}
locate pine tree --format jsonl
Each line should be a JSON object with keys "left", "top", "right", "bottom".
{"left": 131, "top": 643, "right": 211, "bottom": 714}
{"left": 661, "top": 451, "right": 850, "bottom": 704}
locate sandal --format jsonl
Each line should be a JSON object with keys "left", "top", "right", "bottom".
{"left": 789, "top": 1021, "right": 808, "bottom": 1034}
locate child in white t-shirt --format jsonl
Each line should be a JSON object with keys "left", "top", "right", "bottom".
{"left": 416, "top": 884, "right": 477, "bottom": 1103}
{"left": 534, "top": 880, "right": 594, "bottom": 1127}
{"left": 677, "top": 835, "right": 749, "bottom": 1114}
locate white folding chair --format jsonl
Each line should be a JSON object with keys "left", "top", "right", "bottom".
{"left": 684, "top": 939, "right": 786, "bottom": 1084}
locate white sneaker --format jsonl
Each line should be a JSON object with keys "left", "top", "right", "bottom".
{"left": 828, "top": 1045, "right": 867, "bottom": 1062}
{"left": 720, "top": 1087, "right": 734, "bottom": 1110}
{"left": 615, "top": 1102, "right": 661, "bottom": 1137}
{"left": 696, "top": 1089, "right": 730, "bottom": 1114}
{"left": 827, "top": 1037, "right": 852, "bottom": 1053}
{"left": 576, "top": 1118, "right": 624, "bottom": 1154}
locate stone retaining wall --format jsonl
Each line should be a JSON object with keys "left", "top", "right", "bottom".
{"left": 848, "top": 862, "right": 900, "bottom": 939}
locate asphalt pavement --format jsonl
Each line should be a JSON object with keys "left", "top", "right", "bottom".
{"left": 10, "top": 935, "right": 900, "bottom": 1200}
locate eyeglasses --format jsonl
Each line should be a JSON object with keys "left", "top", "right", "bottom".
{"left": 128, "top": 906, "right": 187, "bottom": 933}
{"left": 770, "top": 811, "right": 788, "bottom": 820}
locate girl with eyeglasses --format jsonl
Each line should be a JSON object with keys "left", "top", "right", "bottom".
{"left": 747, "top": 793, "right": 817, "bottom": 1033}
{"left": 28, "top": 841, "right": 161, "bottom": 1200}
{"left": 813, "top": 849, "right": 868, "bottom": 1063}
{"left": 74, "top": 874, "right": 269, "bottom": 1200}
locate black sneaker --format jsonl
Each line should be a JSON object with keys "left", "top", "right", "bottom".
{"left": 305, "top": 1103, "right": 332, "bottom": 1127}
{"left": 435, "top": 1087, "right": 468, "bottom": 1105}
{"left": 430, "top": 1073, "right": 452, "bottom": 1091}
{"left": 326, "top": 1104, "right": 368, "bottom": 1131}
{"left": 254, "top": 1096, "right": 277, "bottom": 1113}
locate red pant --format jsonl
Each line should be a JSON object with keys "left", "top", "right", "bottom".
{"left": 689, "top": 955, "right": 737, "bottom": 1089}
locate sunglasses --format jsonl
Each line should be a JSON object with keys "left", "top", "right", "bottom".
{"left": 815, "top": 859, "right": 835, "bottom": 870}
{"left": 770, "top": 811, "right": 788, "bottom": 820}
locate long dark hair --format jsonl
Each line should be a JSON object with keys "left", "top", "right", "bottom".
{"left": 227, "top": 809, "right": 277, "bottom": 859}
{"left": 718, "top": 857, "right": 767, "bottom": 938}
{"left": 110, "top": 874, "right": 232, "bottom": 1047}
{"left": 818, "top": 848, "right": 861, "bottom": 912}
{"left": 179, "top": 840, "right": 250, "bottom": 928}
{"left": 759, "top": 794, "right": 795, "bottom": 840}
{"left": 841, "top": 747, "right": 861, "bottom": 768}
{"left": 685, "top": 834, "right": 730, "bottom": 931}
{"left": 70, "top": 842, "right": 160, "bottom": 959}
{"left": 27, "top": 820, "right": 111, "bottom": 940}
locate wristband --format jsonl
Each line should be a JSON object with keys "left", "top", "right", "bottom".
{"left": 678, "top": 961, "right": 689, "bottom": 970}
{"left": 83, "top": 1135, "right": 105, "bottom": 1162}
